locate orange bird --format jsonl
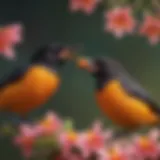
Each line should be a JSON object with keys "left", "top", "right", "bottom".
{"left": 77, "top": 57, "right": 160, "bottom": 135}
{"left": 0, "top": 43, "right": 73, "bottom": 121}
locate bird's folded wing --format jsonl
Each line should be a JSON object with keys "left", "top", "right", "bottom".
{"left": 120, "top": 76, "right": 160, "bottom": 115}
{"left": 0, "top": 65, "right": 28, "bottom": 90}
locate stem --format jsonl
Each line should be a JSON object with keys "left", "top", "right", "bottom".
{"left": 132, "top": 0, "right": 144, "bottom": 13}
{"left": 103, "top": 0, "right": 108, "bottom": 9}
{"left": 152, "top": 0, "right": 160, "bottom": 15}
{"left": 104, "top": 0, "right": 129, "bottom": 9}
{"left": 105, "top": 0, "right": 118, "bottom": 8}
{"left": 152, "top": 0, "right": 160, "bottom": 9}
{"left": 0, "top": 125, "right": 17, "bottom": 136}
{"left": 144, "top": 0, "right": 153, "bottom": 12}
{"left": 120, "top": 0, "right": 128, "bottom": 5}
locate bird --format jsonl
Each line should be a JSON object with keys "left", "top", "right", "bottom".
{"left": 0, "top": 43, "right": 74, "bottom": 122}
{"left": 77, "top": 56, "right": 160, "bottom": 136}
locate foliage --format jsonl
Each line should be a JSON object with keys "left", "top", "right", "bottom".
{"left": 12, "top": 111, "right": 160, "bottom": 160}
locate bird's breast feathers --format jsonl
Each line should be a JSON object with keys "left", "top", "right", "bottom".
{"left": 23, "top": 66, "right": 60, "bottom": 97}
{"left": 95, "top": 80, "right": 158, "bottom": 128}
{"left": 0, "top": 66, "right": 60, "bottom": 113}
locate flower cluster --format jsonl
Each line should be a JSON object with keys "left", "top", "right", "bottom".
{"left": 14, "top": 111, "right": 160, "bottom": 160}
{"left": 0, "top": 23, "right": 23, "bottom": 59}
{"left": 69, "top": 0, "right": 160, "bottom": 45}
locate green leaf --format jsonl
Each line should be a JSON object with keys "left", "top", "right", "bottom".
{"left": 35, "top": 136, "right": 56, "bottom": 146}
{"left": 31, "top": 137, "right": 61, "bottom": 160}
{"left": 0, "top": 124, "right": 16, "bottom": 136}
{"left": 33, "top": 135, "right": 60, "bottom": 153}
{"left": 64, "top": 119, "right": 74, "bottom": 131}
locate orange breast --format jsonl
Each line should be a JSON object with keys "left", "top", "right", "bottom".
{"left": 0, "top": 65, "right": 60, "bottom": 116}
{"left": 95, "top": 80, "right": 158, "bottom": 128}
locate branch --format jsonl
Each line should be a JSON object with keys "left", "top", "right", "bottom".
{"left": 132, "top": 0, "right": 144, "bottom": 13}
{"left": 152, "top": 0, "right": 160, "bottom": 15}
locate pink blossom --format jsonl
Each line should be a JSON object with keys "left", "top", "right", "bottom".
{"left": 14, "top": 124, "right": 38, "bottom": 158}
{"left": 104, "top": 6, "right": 136, "bottom": 38}
{"left": 139, "top": 15, "right": 160, "bottom": 45}
{"left": 59, "top": 130, "right": 78, "bottom": 158}
{"left": 0, "top": 23, "right": 23, "bottom": 59}
{"left": 76, "top": 121, "right": 111, "bottom": 158}
{"left": 36, "top": 111, "right": 62, "bottom": 136}
{"left": 113, "top": 139, "right": 141, "bottom": 160}
{"left": 99, "top": 144, "right": 128, "bottom": 160}
{"left": 132, "top": 129, "right": 160, "bottom": 159}
{"left": 14, "top": 112, "right": 62, "bottom": 158}
{"left": 14, "top": 113, "right": 160, "bottom": 160}
{"left": 69, "top": 0, "right": 101, "bottom": 15}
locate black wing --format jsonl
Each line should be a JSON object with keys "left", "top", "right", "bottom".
{"left": 119, "top": 75, "right": 160, "bottom": 115}
{"left": 0, "top": 65, "right": 29, "bottom": 90}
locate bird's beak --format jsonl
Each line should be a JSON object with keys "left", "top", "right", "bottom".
{"left": 59, "top": 48, "right": 74, "bottom": 60}
{"left": 76, "top": 57, "right": 97, "bottom": 73}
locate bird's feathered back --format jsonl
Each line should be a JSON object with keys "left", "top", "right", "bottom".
{"left": 94, "top": 57, "right": 131, "bottom": 79}
{"left": 95, "top": 57, "right": 160, "bottom": 115}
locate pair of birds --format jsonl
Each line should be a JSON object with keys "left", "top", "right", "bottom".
{"left": 0, "top": 43, "right": 159, "bottom": 135}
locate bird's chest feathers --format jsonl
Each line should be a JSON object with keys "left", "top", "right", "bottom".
{"left": 95, "top": 80, "right": 158, "bottom": 127}
{"left": 96, "top": 80, "right": 128, "bottom": 108}
{"left": 95, "top": 80, "right": 134, "bottom": 125}
{"left": 0, "top": 66, "right": 60, "bottom": 114}
{"left": 21, "top": 66, "right": 60, "bottom": 99}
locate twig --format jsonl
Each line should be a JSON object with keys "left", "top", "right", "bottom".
{"left": 120, "top": 0, "right": 128, "bottom": 5}
{"left": 106, "top": 0, "right": 118, "bottom": 8}
{"left": 132, "top": 0, "right": 144, "bottom": 13}
{"left": 152, "top": 0, "right": 160, "bottom": 15}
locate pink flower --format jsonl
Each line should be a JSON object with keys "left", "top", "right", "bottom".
{"left": 59, "top": 130, "right": 78, "bottom": 158}
{"left": 14, "top": 112, "right": 62, "bottom": 158}
{"left": 76, "top": 121, "right": 111, "bottom": 158}
{"left": 139, "top": 15, "right": 160, "bottom": 44}
{"left": 104, "top": 6, "right": 136, "bottom": 38}
{"left": 0, "top": 23, "right": 23, "bottom": 59}
{"left": 114, "top": 140, "right": 140, "bottom": 160}
{"left": 132, "top": 129, "right": 160, "bottom": 159}
{"left": 36, "top": 111, "right": 62, "bottom": 136}
{"left": 14, "top": 124, "right": 38, "bottom": 158}
{"left": 99, "top": 144, "right": 128, "bottom": 160}
{"left": 69, "top": 0, "right": 101, "bottom": 15}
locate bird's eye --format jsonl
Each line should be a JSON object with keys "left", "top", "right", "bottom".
{"left": 59, "top": 49, "right": 71, "bottom": 60}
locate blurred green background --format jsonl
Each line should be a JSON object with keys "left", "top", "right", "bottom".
{"left": 0, "top": 0, "right": 160, "bottom": 159}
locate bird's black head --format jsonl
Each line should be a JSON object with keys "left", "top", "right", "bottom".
{"left": 30, "top": 44, "right": 74, "bottom": 67}
{"left": 92, "top": 58, "right": 111, "bottom": 78}
{"left": 77, "top": 57, "right": 123, "bottom": 88}
{"left": 77, "top": 57, "right": 118, "bottom": 77}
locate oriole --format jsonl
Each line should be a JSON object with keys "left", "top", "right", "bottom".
{"left": 0, "top": 43, "right": 74, "bottom": 119}
{"left": 77, "top": 57, "right": 160, "bottom": 132}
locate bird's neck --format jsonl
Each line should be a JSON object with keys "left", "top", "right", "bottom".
{"left": 95, "top": 75, "right": 113, "bottom": 90}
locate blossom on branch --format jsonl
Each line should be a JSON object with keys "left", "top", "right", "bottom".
{"left": 13, "top": 112, "right": 160, "bottom": 160}
{"left": 0, "top": 23, "right": 23, "bottom": 59}
{"left": 69, "top": 0, "right": 101, "bottom": 15}
{"left": 104, "top": 7, "right": 136, "bottom": 38}
{"left": 139, "top": 15, "right": 160, "bottom": 45}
